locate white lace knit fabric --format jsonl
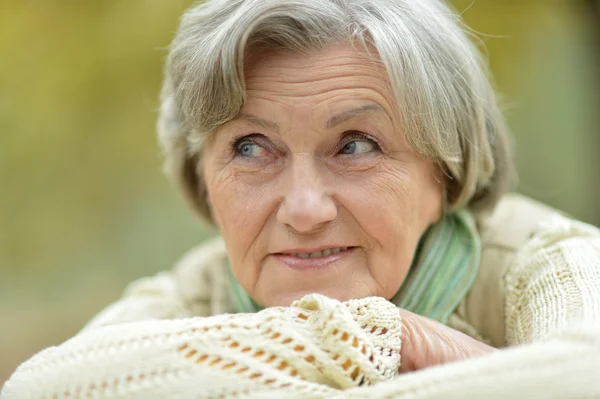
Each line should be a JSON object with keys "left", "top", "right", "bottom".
{"left": 3, "top": 210, "right": 600, "bottom": 398}
{"left": 4, "top": 295, "right": 403, "bottom": 398}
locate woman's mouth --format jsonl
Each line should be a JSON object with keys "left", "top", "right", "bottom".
{"left": 287, "top": 247, "right": 348, "bottom": 258}
{"left": 273, "top": 247, "right": 355, "bottom": 270}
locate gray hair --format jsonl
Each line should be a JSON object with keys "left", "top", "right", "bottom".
{"left": 158, "top": 0, "right": 514, "bottom": 222}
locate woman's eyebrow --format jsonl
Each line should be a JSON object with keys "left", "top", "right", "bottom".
{"left": 326, "top": 103, "right": 390, "bottom": 129}
{"left": 236, "top": 113, "right": 280, "bottom": 132}
{"left": 236, "top": 103, "right": 390, "bottom": 133}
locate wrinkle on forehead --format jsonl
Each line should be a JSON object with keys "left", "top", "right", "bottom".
{"left": 236, "top": 102, "right": 390, "bottom": 133}
{"left": 244, "top": 43, "right": 393, "bottom": 97}
{"left": 241, "top": 43, "right": 400, "bottom": 131}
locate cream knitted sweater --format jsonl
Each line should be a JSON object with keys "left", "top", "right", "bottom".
{"left": 3, "top": 195, "right": 600, "bottom": 398}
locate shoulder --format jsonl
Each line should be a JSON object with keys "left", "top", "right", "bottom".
{"left": 476, "top": 193, "right": 599, "bottom": 284}
{"left": 475, "top": 193, "right": 565, "bottom": 251}
{"left": 125, "top": 235, "right": 233, "bottom": 316}
{"left": 171, "top": 235, "right": 236, "bottom": 316}
{"left": 502, "top": 211, "right": 600, "bottom": 344}
{"left": 503, "top": 210, "right": 600, "bottom": 300}
{"left": 455, "top": 193, "right": 599, "bottom": 346}
{"left": 83, "top": 236, "right": 233, "bottom": 330}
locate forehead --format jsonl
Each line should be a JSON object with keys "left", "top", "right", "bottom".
{"left": 243, "top": 43, "right": 396, "bottom": 113}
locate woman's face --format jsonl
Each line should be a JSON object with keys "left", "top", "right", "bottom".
{"left": 202, "top": 44, "right": 443, "bottom": 307}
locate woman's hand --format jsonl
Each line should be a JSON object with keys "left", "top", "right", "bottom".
{"left": 398, "top": 309, "right": 497, "bottom": 372}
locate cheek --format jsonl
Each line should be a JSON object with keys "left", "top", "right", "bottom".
{"left": 204, "top": 165, "right": 278, "bottom": 285}
{"left": 205, "top": 168, "right": 264, "bottom": 248}
{"left": 339, "top": 162, "right": 441, "bottom": 296}
{"left": 343, "top": 164, "right": 417, "bottom": 237}
{"left": 363, "top": 161, "right": 442, "bottom": 228}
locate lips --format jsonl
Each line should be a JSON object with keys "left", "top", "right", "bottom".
{"left": 273, "top": 246, "right": 354, "bottom": 270}
{"left": 282, "top": 247, "right": 349, "bottom": 258}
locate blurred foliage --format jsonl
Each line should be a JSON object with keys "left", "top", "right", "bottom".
{"left": 1, "top": 0, "right": 598, "bottom": 385}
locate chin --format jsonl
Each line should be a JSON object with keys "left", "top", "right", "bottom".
{"left": 260, "top": 287, "right": 373, "bottom": 308}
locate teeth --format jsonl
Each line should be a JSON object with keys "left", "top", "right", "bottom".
{"left": 291, "top": 247, "right": 348, "bottom": 258}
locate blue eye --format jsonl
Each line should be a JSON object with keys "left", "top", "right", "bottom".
{"left": 238, "top": 142, "right": 263, "bottom": 157}
{"left": 233, "top": 136, "right": 268, "bottom": 158}
{"left": 340, "top": 140, "right": 377, "bottom": 155}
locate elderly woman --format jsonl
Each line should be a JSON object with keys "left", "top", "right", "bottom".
{"left": 3, "top": 0, "right": 600, "bottom": 397}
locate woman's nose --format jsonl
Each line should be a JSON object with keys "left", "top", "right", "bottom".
{"left": 276, "top": 159, "right": 337, "bottom": 233}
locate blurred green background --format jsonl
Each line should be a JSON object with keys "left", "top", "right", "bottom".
{"left": 1, "top": 0, "right": 599, "bottom": 385}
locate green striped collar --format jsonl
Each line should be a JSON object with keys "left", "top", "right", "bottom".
{"left": 227, "top": 209, "right": 481, "bottom": 324}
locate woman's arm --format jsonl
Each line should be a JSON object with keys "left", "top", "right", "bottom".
{"left": 340, "top": 325, "right": 600, "bottom": 398}
{"left": 397, "top": 308, "right": 497, "bottom": 372}
{"left": 338, "top": 215, "right": 600, "bottom": 398}
{"left": 504, "top": 215, "right": 600, "bottom": 345}
{"left": 1, "top": 295, "right": 403, "bottom": 399}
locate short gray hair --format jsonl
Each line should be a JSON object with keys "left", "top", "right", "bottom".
{"left": 158, "top": 0, "right": 514, "bottom": 222}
